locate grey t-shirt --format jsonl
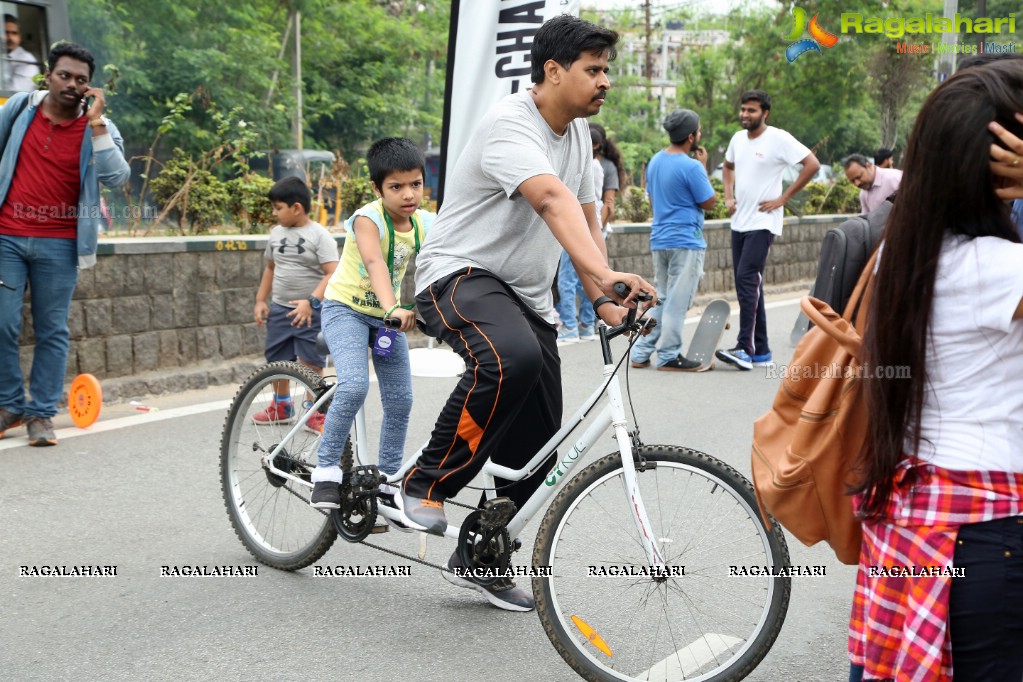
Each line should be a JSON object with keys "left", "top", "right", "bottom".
{"left": 414, "top": 91, "right": 596, "bottom": 322}
{"left": 264, "top": 222, "right": 339, "bottom": 307}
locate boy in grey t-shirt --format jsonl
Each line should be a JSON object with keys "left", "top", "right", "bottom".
{"left": 252, "top": 177, "right": 339, "bottom": 432}
{"left": 397, "top": 15, "right": 656, "bottom": 612}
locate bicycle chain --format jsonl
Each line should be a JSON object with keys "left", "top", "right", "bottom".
{"left": 286, "top": 477, "right": 486, "bottom": 574}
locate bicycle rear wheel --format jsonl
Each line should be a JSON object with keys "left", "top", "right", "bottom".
{"left": 533, "top": 445, "right": 791, "bottom": 682}
{"left": 220, "top": 361, "right": 349, "bottom": 570}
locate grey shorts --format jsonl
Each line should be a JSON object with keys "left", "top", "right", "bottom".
{"left": 264, "top": 302, "right": 326, "bottom": 368}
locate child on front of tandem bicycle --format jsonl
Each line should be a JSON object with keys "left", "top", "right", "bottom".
{"left": 309, "top": 138, "right": 434, "bottom": 515}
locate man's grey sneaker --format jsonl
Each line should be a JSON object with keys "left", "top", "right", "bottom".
{"left": 0, "top": 407, "right": 24, "bottom": 439}
{"left": 751, "top": 352, "right": 773, "bottom": 367}
{"left": 442, "top": 552, "right": 535, "bottom": 612}
{"left": 25, "top": 416, "right": 57, "bottom": 446}
{"left": 310, "top": 481, "right": 341, "bottom": 509}
{"left": 396, "top": 488, "right": 448, "bottom": 535}
{"left": 657, "top": 355, "right": 702, "bottom": 372}
{"left": 715, "top": 346, "right": 753, "bottom": 371}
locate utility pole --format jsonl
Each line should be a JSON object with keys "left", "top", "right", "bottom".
{"left": 977, "top": 0, "right": 987, "bottom": 52}
{"left": 936, "top": 0, "right": 958, "bottom": 83}
{"left": 291, "top": 9, "right": 304, "bottom": 150}
{"left": 644, "top": 0, "right": 653, "bottom": 100}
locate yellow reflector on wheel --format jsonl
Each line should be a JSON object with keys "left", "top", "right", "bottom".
{"left": 571, "top": 615, "right": 613, "bottom": 657}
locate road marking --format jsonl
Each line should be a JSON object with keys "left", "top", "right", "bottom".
{"left": 683, "top": 295, "right": 803, "bottom": 325}
{"left": 0, "top": 399, "right": 233, "bottom": 451}
{"left": 641, "top": 633, "right": 743, "bottom": 677}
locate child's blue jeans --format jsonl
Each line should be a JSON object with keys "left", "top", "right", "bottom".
{"left": 312, "top": 301, "right": 413, "bottom": 482}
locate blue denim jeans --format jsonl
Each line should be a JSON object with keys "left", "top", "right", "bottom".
{"left": 313, "top": 301, "right": 413, "bottom": 482}
{"left": 0, "top": 235, "right": 78, "bottom": 418}
{"left": 555, "top": 251, "right": 595, "bottom": 334}
{"left": 630, "top": 248, "right": 705, "bottom": 366}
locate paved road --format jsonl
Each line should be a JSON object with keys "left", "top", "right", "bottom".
{"left": 0, "top": 295, "right": 854, "bottom": 681}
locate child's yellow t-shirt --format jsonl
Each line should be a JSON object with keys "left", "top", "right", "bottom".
{"left": 325, "top": 199, "right": 434, "bottom": 317}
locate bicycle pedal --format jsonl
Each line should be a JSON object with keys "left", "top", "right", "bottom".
{"left": 480, "top": 497, "right": 517, "bottom": 528}
{"left": 350, "top": 465, "right": 381, "bottom": 490}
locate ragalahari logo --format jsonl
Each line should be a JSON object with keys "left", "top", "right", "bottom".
{"left": 785, "top": 6, "right": 839, "bottom": 62}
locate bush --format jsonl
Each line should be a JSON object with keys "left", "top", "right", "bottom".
{"left": 619, "top": 185, "right": 651, "bottom": 222}
{"left": 800, "top": 178, "right": 861, "bottom": 215}
{"left": 150, "top": 149, "right": 231, "bottom": 234}
{"left": 705, "top": 177, "right": 731, "bottom": 220}
{"left": 339, "top": 175, "right": 375, "bottom": 219}
{"left": 227, "top": 173, "right": 275, "bottom": 234}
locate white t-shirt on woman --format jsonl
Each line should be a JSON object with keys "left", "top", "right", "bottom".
{"left": 911, "top": 234, "right": 1023, "bottom": 471}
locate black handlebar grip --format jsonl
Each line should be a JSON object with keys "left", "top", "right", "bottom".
{"left": 383, "top": 317, "right": 401, "bottom": 329}
{"left": 613, "top": 282, "right": 653, "bottom": 303}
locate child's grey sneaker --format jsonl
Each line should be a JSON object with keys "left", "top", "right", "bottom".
{"left": 25, "top": 416, "right": 57, "bottom": 446}
{"left": 442, "top": 552, "right": 535, "bottom": 612}
{"left": 310, "top": 481, "right": 341, "bottom": 509}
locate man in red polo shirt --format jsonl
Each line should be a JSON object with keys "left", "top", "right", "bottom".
{"left": 0, "top": 42, "right": 130, "bottom": 446}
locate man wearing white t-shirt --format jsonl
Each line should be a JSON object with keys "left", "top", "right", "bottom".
{"left": 717, "top": 90, "right": 819, "bottom": 370}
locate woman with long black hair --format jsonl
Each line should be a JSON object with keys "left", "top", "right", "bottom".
{"left": 849, "top": 60, "right": 1023, "bottom": 682}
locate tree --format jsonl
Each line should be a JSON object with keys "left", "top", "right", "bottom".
{"left": 69, "top": 0, "right": 449, "bottom": 161}
{"left": 866, "top": 41, "right": 931, "bottom": 149}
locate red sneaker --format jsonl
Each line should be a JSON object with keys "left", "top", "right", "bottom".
{"left": 251, "top": 401, "right": 295, "bottom": 425}
{"left": 304, "top": 411, "right": 325, "bottom": 434}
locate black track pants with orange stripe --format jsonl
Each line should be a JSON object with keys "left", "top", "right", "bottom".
{"left": 404, "top": 268, "right": 562, "bottom": 510}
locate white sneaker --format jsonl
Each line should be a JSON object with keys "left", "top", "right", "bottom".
{"left": 378, "top": 482, "right": 413, "bottom": 533}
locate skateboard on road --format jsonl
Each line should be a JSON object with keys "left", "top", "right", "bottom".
{"left": 686, "top": 299, "right": 731, "bottom": 372}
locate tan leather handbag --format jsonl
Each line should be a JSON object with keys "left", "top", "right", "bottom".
{"left": 751, "top": 252, "right": 876, "bottom": 565}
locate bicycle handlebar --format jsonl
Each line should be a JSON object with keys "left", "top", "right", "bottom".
{"left": 603, "top": 282, "right": 653, "bottom": 341}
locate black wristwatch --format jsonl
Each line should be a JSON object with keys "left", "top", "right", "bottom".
{"left": 308, "top": 296, "right": 322, "bottom": 310}
{"left": 592, "top": 296, "right": 616, "bottom": 315}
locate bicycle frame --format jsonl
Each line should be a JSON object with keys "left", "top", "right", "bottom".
{"left": 260, "top": 320, "right": 667, "bottom": 568}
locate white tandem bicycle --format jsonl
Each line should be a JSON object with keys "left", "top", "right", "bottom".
{"left": 220, "top": 294, "right": 791, "bottom": 681}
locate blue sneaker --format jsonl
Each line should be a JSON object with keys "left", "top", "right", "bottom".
{"left": 715, "top": 346, "right": 753, "bottom": 371}
{"left": 557, "top": 328, "right": 579, "bottom": 346}
{"left": 751, "top": 352, "right": 773, "bottom": 367}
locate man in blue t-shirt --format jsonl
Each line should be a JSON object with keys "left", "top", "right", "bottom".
{"left": 630, "top": 109, "right": 717, "bottom": 371}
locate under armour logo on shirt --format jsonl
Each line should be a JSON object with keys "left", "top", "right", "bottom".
{"left": 276, "top": 237, "right": 306, "bottom": 254}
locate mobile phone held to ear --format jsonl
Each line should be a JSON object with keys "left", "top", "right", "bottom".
{"left": 82, "top": 95, "right": 94, "bottom": 112}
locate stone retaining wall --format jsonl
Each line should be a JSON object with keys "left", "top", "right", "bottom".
{"left": 16, "top": 215, "right": 849, "bottom": 392}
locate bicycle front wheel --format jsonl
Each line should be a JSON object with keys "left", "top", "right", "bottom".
{"left": 534, "top": 445, "right": 791, "bottom": 682}
{"left": 220, "top": 361, "right": 347, "bottom": 570}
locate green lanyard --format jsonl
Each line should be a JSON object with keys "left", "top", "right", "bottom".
{"left": 381, "top": 206, "right": 420, "bottom": 313}
{"left": 381, "top": 206, "right": 421, "bottom": 275}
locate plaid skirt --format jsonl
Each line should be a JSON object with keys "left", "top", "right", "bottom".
{"left": 849, "top": 459, "right": 1023, "bottom": 682}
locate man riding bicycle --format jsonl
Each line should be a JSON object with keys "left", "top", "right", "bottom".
{"left": 396, "top": 14, "right": 656, "bottom": 611}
